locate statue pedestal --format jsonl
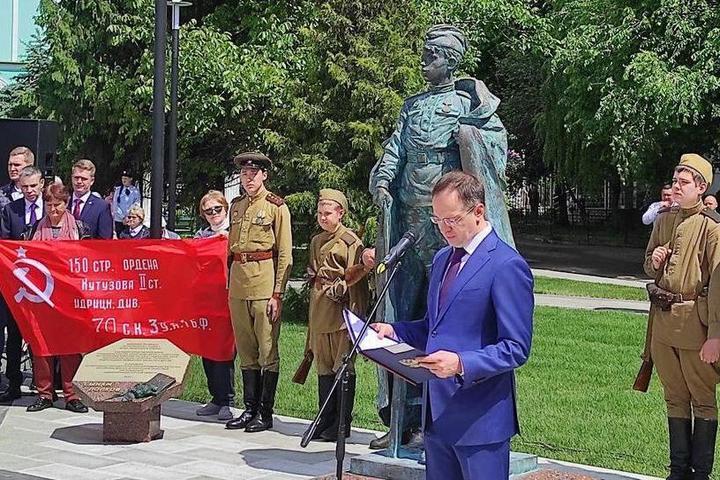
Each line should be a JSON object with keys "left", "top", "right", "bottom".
{"left": 349, "top": 450, "right": 538, "bottom": 479}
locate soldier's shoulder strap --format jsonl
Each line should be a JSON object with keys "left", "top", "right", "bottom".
{"left": 403, "top": 91, "right": 426, "bottom": 108}
{"left": 701, "top": 208, "right": 720, "bottom": 223}
{"left": 340, "top": 230, "right": 359, "bottom": 246}
{"left": 231, "top": 194, "right": 246, "bottom": 204}
{"left": 266, "top": 192, "right": 285, "bottom": 206}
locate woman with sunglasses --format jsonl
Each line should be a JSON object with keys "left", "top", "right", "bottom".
{"left": 194, "top": 190, "right": 235, "bottom": 421}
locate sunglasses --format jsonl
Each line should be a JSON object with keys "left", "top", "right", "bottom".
{"left": 203, "top": 206, "right": 224, "bottom": 215}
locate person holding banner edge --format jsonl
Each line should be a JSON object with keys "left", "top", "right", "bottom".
{"left": 194, "top": 190, "right": 235, "bottom": 422}
{"left": 25, "top": 182, "right": 89, "bottom": 412}
{"left": 371, "top": 171, "right": 533, "bottom": 480}
{"left": 225, "top": 152, "right": 293, "bottom": 433}
{"left": 0, "top": 165, "right": 45, "bottom": 403}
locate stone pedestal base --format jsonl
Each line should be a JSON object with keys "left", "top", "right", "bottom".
{"left": 349, "top": 450, "right": 538, "bottom": 479}
{"left": 102, "top": 405, "right": 164, "bottom": 443}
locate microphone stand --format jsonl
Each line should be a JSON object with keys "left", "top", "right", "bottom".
{"left": 301, "top": 259, "right": 404, "bottom": 479}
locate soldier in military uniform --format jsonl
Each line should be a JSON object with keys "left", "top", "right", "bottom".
{"left": 306, "top": 189, "right": 370, "bottom": 441}
{"left": 225, "top": 152, "right": 293, "bottom": 433}
{"left": 644, "top": 154, "right": 720, "bottom": 479}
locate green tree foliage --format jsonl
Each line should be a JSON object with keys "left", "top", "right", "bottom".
{"left": 541, "top": 0, "right": 720, "bottom": 188}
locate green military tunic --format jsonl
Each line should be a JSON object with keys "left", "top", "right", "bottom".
{"left": 644, "top": 201, "right": 720, "bottom": 419}
{"left": 228, "top": 186, "right": 293, "bottom": 372}
{"left": 308, "top": 224, "right": 368, "bottom": 375}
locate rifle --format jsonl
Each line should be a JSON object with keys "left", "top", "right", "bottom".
{"left": 292, "top": 349, "right": 314, "bottom": 385}
{"left": 633, "top": 296, "right": 653, "bottom": 392}
{"left": 634, "top": 251, "right": 667, "bottom": 392}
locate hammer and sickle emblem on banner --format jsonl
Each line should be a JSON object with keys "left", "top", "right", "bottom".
{"left": 12, "top": 247, "right": 55, "bottom": 308}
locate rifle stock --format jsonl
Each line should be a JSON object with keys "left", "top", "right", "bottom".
{"left": 292, "top": 350, "right": 314, "bottom": 385}
{"left": 633, "top": 359, "right": 653, "bottom": 392}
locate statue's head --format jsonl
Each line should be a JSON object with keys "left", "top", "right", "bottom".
{"left": 422, "top": 25, "right": 466, "bottom": 86}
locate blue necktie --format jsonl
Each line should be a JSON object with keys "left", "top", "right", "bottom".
{"left": 439, "top": 247, "right": 466, "bottom": 307}
{"left": 28, "top": 203, "right": 38, "bottom": 226}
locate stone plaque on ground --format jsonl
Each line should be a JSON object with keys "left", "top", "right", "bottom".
{"left": 73, "top": 338, "right": 190, "bottom": 443}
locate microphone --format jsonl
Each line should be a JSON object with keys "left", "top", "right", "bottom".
{"left": 376, "top": 231, "right": 417, "bottom": 274}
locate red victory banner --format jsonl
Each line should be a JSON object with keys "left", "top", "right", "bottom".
{"left": 0, "top": 237, "right": 235, "bottom": 361}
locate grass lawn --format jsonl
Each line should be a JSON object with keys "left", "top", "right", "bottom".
{"left": 182, "top": 306, "right": 676, "bottom": 477}
{"left": 534, "top": 276, "right": 647, "bottom": 301}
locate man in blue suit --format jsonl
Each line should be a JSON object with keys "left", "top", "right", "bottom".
{"left": 0, "top": 166, "right": 45, "bottom": 402}
{"left": 373, "top": 171, "right": 534, "bottom": 479}
{"left": 69, "top": 159, "right": 113, "bottom": 239}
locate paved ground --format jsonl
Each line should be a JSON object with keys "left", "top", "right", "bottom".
{"left": 517, "top": 238, "right": 646, "bottom": 280}
{"left": 0, "top": 396, "right": 662, "bottom": 480}
{"left": 535, "top": 294, "right": 648, "bottom": 314}
{"left": 532, "top": 269, "right": 648, "bottom": 289}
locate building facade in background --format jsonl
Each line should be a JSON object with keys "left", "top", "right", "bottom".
{"left": 0, "top": 0, "right": 41, "bottom": 88}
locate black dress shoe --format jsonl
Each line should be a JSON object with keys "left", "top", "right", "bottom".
{"left": 226, "top": 410, "right": 256, "bottom": 430}
{"left": 65, "top": 399, "right": 88, "bottom": 413}
{"left": 0, "top": 389, "right": 21, "bottom": 403}
{"left": 245, "top": 412, "right": 273, "bottom": 433}
{"left": 369, "top": 431, "right": 390, "bottom": 450}
{"left": 27, "top": 397, "right": 53, "bottom": 412}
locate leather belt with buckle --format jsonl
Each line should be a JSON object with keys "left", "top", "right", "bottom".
{"left": 233, "top": 251, "right": 274, "bottom": 263}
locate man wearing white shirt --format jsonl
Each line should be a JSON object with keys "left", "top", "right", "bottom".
{"left": 0, "top": 146, "right": 35, "bottom": 208}
{"left": 371, "top": 171, "right": 533, "bottom": 480}
{"left": 0, "top": 166, "right": 45, "bottom": 402}
{"left": 69, "top": 159, "right": 113, "bottom": 239}
{"left": 642, "top": 184, "right": 674, "bottom": 225}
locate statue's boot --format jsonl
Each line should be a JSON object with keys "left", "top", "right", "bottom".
{"left": 310, "top": 375, "right": 336, "bottom": 441}
{"left": 245, "top": 371, "right": 279, "bottom": 433}
{"left": 320, "top": 374, "right": 356, "bottom": 441}
{"left": 667, "top": 417, "right": 692, "bottom": 480}
{"left": 369, "top": 427, "right": 423, "bottom": 450}
{"left": 225, "top": 369, "right": 260, "bottom": 430}
{"left": 691, "top": 418, "right": 718, "bottom": 480}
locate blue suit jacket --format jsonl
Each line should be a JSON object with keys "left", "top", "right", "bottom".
{"left": 393, "top": 229, "right": 534, "bottom": 446}
{"left": 71, "top": 193, "right": 113, "bottom": 239}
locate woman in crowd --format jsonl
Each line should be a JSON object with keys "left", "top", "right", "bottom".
{"left": 26, "top": 182, "right": 88, "bottom": 413}
{"left": 118, "top": 204, "right": 150, "bottom": 239}
{"left": 194, "top": 190, "right": 235, "bottom": 421}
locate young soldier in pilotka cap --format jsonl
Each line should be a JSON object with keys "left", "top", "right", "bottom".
{"left": 225, "top": 152, "right": 293, "bottom": 433}
{"left": 306, "top": 189, "right": 370, "bottom": 442}
{"left": 644, "top": 153, "right": 720, "bottom": 480}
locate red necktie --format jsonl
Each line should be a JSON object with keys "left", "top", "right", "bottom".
{"left": 439, "top": 247, "right": 466, "bottom": 307}
{"left": 72, "top": 198, "right": 83, "bottom": 219}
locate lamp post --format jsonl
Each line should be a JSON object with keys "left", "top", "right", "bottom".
{"left": 166, "top": 0, "right": 191, "bottom": 232}
{"left": 150, "top": 0, "right": 166, "bottom": 239}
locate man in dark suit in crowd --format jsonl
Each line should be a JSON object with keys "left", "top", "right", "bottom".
{"left": 0, "top": 146, "right": 35, "bottom": 208}
{"left": 0, "top": 146, "right": 36, "bottom": 385}
{"left": 372, "top": 171, "right": 534, "bottom": 480}
{"left": 0, "top": 166, "right": 45, "bottom": 402}
{"left": 69, "top": 159, "right": 112, "bottom": 239}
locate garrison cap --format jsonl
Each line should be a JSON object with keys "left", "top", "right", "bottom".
{"left": 425, "top": 25, "right": 467, "bottom": 57}
{"left": 233, "top": 152, "right": 272, "bottom": 170}
{"left": 679, "top": 153, "right": 713, "bottom": 185}
{"left": 319, "top": 188, "right": 348, "bottom": 212}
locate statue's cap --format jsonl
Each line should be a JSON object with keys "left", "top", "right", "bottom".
{"left": 679, "top": 153, "right": 713, "bottom": 185}
{"left": 319, "top": 188, "right": 348, "bottom": 212}
{"left": 233, "top": 152, "right": 272, "bottom": 170}
{"left": 425, "top": 25, "right": 467, "bottom": 56}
